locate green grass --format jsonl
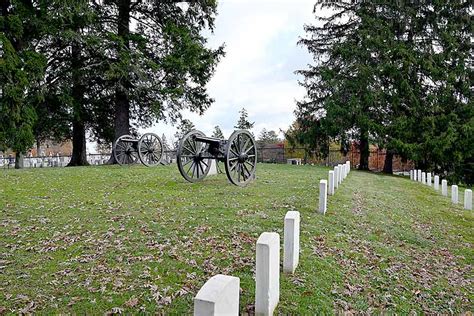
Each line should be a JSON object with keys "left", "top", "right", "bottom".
{"left": 1, "top": 164, "right": 472, "bottom": 314}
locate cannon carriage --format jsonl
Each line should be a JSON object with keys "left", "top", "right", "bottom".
{"left": 177, "top": 130, "right": 257, "bottom": 186}
{"left": 113, "top": 133, "right": 164, "bottom": 166}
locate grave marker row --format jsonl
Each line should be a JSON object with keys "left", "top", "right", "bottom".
{"left": 410, "top": 169, "right": 472, "bottom": 211}
{"left": 194, "top": 210, "right": 302, "bottom": 315}
{"left": 195, "top": 162, "right": 354, "bottom": 315}
{"left": 321, "top": 161, "right": 350, "bottom": 215}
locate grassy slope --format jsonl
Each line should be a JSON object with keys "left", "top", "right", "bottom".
{"left": 0, "top": 164, "right": 472, "bottom": 314}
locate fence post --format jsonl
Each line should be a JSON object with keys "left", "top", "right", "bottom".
{"left": 282, "top": 143, "right": 285, "bottom": 163}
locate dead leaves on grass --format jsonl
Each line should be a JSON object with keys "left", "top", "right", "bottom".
{"left": 312, "top": 233, "right": 472, "bottom": 313}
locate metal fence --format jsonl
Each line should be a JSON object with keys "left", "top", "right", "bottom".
{"left": 1, "top": 151, "right": 177, "bottom": 169}
{"left": 257, "top": 146, "right": 414, "bottom": 172}
{"left": 1, "top": 147, "right": 413, "bottom": 172}
{"left": 0, "top": 154, "right": 110, "bottom": 169}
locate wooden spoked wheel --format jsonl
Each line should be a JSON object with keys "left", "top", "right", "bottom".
{"left": 138, "top": 133, "right": 163, "bottom": 167}
{"left": 113, "top": 134, "right": 139, "bottom": 166}
{"left": 225, "top": 130, "right": 257, "bottom": 186}
{"left": 177, "top": 130, "right": 212, "bottom": 183}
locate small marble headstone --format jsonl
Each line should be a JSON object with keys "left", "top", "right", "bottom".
{"left": 464, "top": 189, "right": 472, "bottom": 210}
{"left": 283, "top": 211, "right": 300, "bottom": 274}
{"left": 441, "top": 180, "right": 448, "bottom": 196}
{"left": 255, "top": 232, "right": 280, "bottom": 315}
{"left": 319, "top": 180, "right": 327, "bottom": 214}
{"left": 194, "top": 274, "right": 240, "bottom": 316}
{"left": 451, "top": 185, "right": 458, "bottom": 204}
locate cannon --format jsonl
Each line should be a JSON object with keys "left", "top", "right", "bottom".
{"left": 177, "top": 129, "right": 257, "bottom": 186}
{"left": 113, "top": 133, "right": 164, "bottom": 166}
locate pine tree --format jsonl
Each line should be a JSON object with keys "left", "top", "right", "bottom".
{"left": 296, "top": 1, "right": 472, "bottom": 181}
{"left": 92, "top": 1, "right": 225, "bottom": 163}
{"left": 296, "top": 2, "right": 383, "bottom": 170}
{"left": 257, "top": 129, "right": 280, "bottom": 147}
{"left": 234, "top": 108, "right": 254, "bottom": 130}
{"left": 173, "top": 119, "right": 195, "bottom": 149}
{"left": 211, "top": 125, "right": 224, "bottom": 139}
{"left": 0, "top": 0, "right": 47, "bottom": 168}
{"left": 161, "top": 134, "right": 169, "bottom": 150}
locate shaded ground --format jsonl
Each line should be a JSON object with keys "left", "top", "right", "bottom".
{"left": 0, "top": 164, "right": 472, "bottom": 314}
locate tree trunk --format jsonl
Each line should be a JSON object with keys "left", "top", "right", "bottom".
{"left": 36, "top": 139, "right": 41, "bottom": 157}
{"left": 15, "top": 152, "right": 24, "bottom": 169}
{"left": 68, "top": 38, "right": 89, "bottom": 166}
{"left": 358, "top": 128, "right": 369, "bottom": 170}
{"left": 108, "top": 0, "right": 131, "bottom": 164}
{"left": 382, "top": 150, "right": 394, "bottom": 174}
{"left": 114, "top": 89, "right": 131, "bottom": 140}
{"left": 68, "top": 118, "right": 89, "bottom": 166}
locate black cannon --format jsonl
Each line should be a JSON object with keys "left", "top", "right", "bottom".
{"left": 113, "top": 133, "right": 164, "bottom": 166}
{"left": 177, "top": 130, "right": 257, "bottom": 186}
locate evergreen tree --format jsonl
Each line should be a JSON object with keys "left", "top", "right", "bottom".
{"left": 411, "top": 2, "right": 472, "bottom": 183}
{"left": 211, "top": 125, "right": 224, "bottom": 139}
{"left": 92, "top": 1, "right": 224, "bottom": 163}
{"left": 0, "top": 0, "right": 47, "bottom": 168}
{"left": 257, "top": 128, "right": 280, "bottom": 147}
{"left": 173, "top": 119, "right": 195, "bottom": 149}
{"left": 234, "top": 108, "right": 254, "bottom": 130}
{"left": 161, "top": 133, "right": 169, "bottom": 150}
{"left": 296, "top": 2, "right": 384, "bottom": 170}
{"left": 295, "top": 1, "right": 472, "bottom": 179}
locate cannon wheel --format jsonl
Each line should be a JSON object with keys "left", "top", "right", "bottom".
{"left": 138, "top": 133, "right": 163, "bottom": 167}
{"left": 225, "top": 130, "right": 257, "bottom": 186}
{"left": 177, "top": 130, "right": 212, "bottom": 183}
{"left": 113, "top": 134, "right": 138, "bottom": 166}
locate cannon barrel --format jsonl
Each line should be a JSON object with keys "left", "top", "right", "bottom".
{"left": 193, "top": 135, "right": 222, "bottom": 145}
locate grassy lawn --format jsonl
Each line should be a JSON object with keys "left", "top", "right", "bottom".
{"left": 1, "top": 163, "right": 472, "bottom": 314}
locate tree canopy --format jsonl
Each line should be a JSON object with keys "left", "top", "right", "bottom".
{"left": 0, "top": 0, "right": 224, "bottom": 166}
{"left": 257, "top": 128, "right": 280, "bottom": 147}
{"left": 294, "top": 1, "right": 472, "bottom": 183}
{"left": 211, "top": 125, "right": 224, "bottom": 139}
{"left": 234, "top": 107, "right": 254, "bottom": 131}
{"left": 0, "top": 0, "right": 47, "bottom": 168}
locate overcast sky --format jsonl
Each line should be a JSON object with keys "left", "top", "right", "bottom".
{"left": 142, "top": 0, "right": 323, "bottom": 142}
{"left": 90, "top": 0, "right": 324, "bottom": 152}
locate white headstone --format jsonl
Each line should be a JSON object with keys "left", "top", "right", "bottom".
{"left": 421, "top": 172, "right": 426, "bottom": 185}
{"left": 418, "top": 170, "right": 422, "bottom": 182}
{"left": 283, "top": 211, "right": 300, "bottom": 274}
{"left": 464, "top": 189, "right": 472, "bottom": 210}
{"left": 434, "top": 175, "right": 440, "bottom": 190}
{"left": 336, "top": 165, "right": 340, "bottom": 184}
{"left": 441, "top": 180, "right": 448, "bottom": 196}
{"left": 414, "top": 170, "right": 417, "bottom": 181}
{"left": 410, "top": 170, "right": 413, "bottom": 180}
{"left": 328, "top": 171, "right": 335, "bottom": 195}
{"left": 319, "top": 180, "right": 327, "bottom": 214}
{"left": 346, "top": 161, "right": 350, "bottom": 173}
{"left": 255, "top": 232, "right": 279, "bottom": 316}
{"left": 339, "top": 164, "right": 344, "bottom": 183}
{"left": 426, "top": 173, "right": 432, "bottom": 186}
{"left": 194, "top": 274, "right": 240, "bottom": 316}
{"left": 334, "top": 166, "right": 339, "bottom": 189}
{"left": 451, "top": 185, "right": 458, "bottom": 204}
{"left": 208, "top": 159, "right": 218, "bottom": 176}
